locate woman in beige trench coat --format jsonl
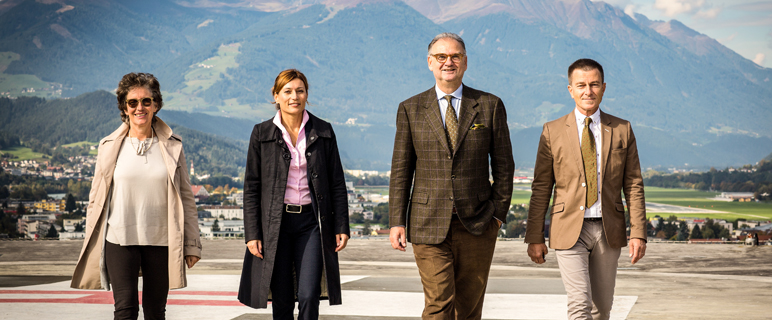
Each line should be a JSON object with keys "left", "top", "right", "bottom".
{"left": 70, "top": 72, "right": 202, "bottom": 320}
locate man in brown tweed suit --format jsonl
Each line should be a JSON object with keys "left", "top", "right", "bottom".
{"left": 389, "top": 32, "right": 515, "bottom": 319}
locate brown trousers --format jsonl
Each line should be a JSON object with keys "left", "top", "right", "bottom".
{"left": 412, "top": 217, "right": 499, "bottom": 320}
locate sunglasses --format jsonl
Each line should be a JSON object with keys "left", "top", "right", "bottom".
{"left": 126, "top": 97, "right": 154, "bottom": 108}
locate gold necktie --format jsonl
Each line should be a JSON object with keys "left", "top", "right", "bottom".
{"left": 444, "top": 95, "right": 458, "bottom": 152}
{"left": 581, "top": 117, "right": 598, "bottom": 208}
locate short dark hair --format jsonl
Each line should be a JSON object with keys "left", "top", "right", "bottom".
{"left": 428, "top": 32, "right": 466, "bottom": 53}
{"left": 568, "top": 58, "right": 604, "bottom": 83}
{"left": 116, "top": 72, "right": 163, "bottom": 124}
{"left": 271, "top": 69, "right": 309, "bottom": 110}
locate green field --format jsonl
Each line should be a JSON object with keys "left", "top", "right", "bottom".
{"left": 0, "top": 52, "right": 62, "bottom": 99}
{"left": 0, "top": 146, "right": 47, "bottom": 161}
{"left": 644, "top": 187, "right": 772, "bottom": 221}
{"left": 163, "top": 43, "right": 273, "bottom": 120}
{"left": 510, "top": 186, "right": 772, "bottom": 222}
{"left": 61, "top": 141, "right": 99, "bottom": 155}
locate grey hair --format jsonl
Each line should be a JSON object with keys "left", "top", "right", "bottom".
{"left": 427, "top": 32, "right": 466, "bottom": 53}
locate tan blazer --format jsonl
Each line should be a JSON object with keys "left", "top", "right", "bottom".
{"left": 70, "top": 118, "right": 201, "bottom": 290}
{"left": 389, "top": 86, "right": 515, "bottom": 244}
{"left": 525, "top": 111, "right": 646, "bottom": 249}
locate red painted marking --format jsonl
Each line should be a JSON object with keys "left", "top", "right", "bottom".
{"left": 0, "top": 290, "right": 249, "bottom": 306}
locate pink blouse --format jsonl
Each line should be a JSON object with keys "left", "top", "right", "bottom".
{"left": 273, "top": 110, "right": 312, "bottom": 205}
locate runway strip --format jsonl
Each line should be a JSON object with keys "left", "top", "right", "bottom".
{"left": 0, "top": 274, "right": 636, "bottom": 320}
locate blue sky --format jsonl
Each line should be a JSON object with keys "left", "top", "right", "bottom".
{"left": 598, "top": 0, "right": 772, "bottom": 68}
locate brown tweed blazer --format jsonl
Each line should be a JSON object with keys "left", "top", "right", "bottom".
{"left": 389, "top": 85, "right": 515, "bottom": 245}
{"left": 525, "top": 111, "right": 647, "bottom": 250}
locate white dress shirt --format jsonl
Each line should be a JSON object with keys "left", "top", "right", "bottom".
{"left": 435, "top": 84, "right": 463, "bottom": 127}
{"left": 574, "top": 108, "right": 602, "bottom": 218}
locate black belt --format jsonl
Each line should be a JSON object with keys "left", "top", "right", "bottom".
{"left": 584, "top": 217, "right": 602, "bottom": 221}
{"left": 284, "top": 203, "right": 313, "bottom": 214}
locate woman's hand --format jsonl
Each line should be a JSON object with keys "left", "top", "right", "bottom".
{"left": 185, "top": 255, "right": 200, "bottom": 268}
{"left": 247, "top": 240, "right": 263, "bottom": 259}
{"left": 335, "top": 234, "right": 349, "bottom": 252}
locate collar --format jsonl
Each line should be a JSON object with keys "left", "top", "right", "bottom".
{"left": 574, "top": 107, "right": 601, "bottom": 127}
{"left": 273, "top": 110, "right": 309, "bottom": 134}
{"left": 435, "top": 84, "right": 463, "bottom": 102}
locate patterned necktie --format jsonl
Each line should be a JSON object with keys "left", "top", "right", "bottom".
{"left": 444, "top": 95, "right": 458, "bottom": 153}
{"left": 581, "top": 117, "right": 598, "bottom": 208}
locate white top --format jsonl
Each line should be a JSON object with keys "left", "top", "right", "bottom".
{"left": 435, "top": 84, "right": 463, "bottom": 128}
{"left": 106, "top": 136, "right": 169, "bottom": 246}
{"left": 574, "top": 107, "right": 602, "bottom": 218}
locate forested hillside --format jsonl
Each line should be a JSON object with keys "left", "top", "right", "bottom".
{"left": 0, "top": 91, "right": 246, "bottom": 176}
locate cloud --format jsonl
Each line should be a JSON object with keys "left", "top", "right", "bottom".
{"left": 718, "top": 33, "right": 737, "bottom": 44}
{"left": 624, "top": 4, "right": 638, "bottom": 19}
{"left": 654, "top": 0, "right": 706, "bottom": 17}
{"left": 695, "top": 7, "right": 721, "bottom": 19}
{"left": 753, "top": 53, "right": 766, "bottom": 66}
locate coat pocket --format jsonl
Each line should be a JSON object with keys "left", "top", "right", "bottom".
{"left": 411, "top": 192, "right": 429, "bottom": 204}
{"left": 551, "top": 203, "right": 565, "bottom": 215}
{"left": 615, "top": 202, "right": 625, "bottom": 213}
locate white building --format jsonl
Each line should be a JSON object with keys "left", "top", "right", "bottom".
{"left": 200, "top": 205, "right": 243, "bottom": 220}
{"left": 199, "top": 219, "right": 244, "bottom": 238}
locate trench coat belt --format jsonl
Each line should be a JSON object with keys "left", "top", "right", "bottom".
{"left": 284, "top": 203, "right": 313, "bottom": 214}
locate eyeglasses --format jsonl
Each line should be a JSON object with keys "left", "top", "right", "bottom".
{"left": 429, "top": 53, "right": 466, "bottom": 63}
{"left": 126, "top": 97, "right": 154, "bottom": 108}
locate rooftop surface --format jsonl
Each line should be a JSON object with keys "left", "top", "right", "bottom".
{"left": 1, "top": 239, "right": 770, "bottom": 319}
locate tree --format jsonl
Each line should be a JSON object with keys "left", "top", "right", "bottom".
{"left": 702, "top": 227, "right": 715, "bottom": 239}
{"left": 363, "top": 221, "right": 372, "bottom": 236}
{"left": 74, "top": 221, "right": 84, "bottom": 232}
{"left": 350, "top": 212, "right": 364, "bottom": 224}
{"left": 677, "top": 222, "right": 689, "bottom": 241}
{"left": 17, "top": 203, "right": 26, "bottom": 216}
{"left": 0, "top": 185, "right": 9, "bottom": 199}
{"left": 690, "top": 225, "right": 703, "bottom": 239}
{"left": 505, "top": 221, "right": 526, "bottom": 238}
{"left": 65, "top": 194, "right": 76, "bottom": 213}
{"left": 45, "top": 224, "right": 59, "bottom": 238}
{"left": 212, "top": 219, "right": 220, "bottom": 232}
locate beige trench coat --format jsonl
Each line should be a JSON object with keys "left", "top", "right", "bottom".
{"left": 70, "top": 118, "right": 202, "bottom": 290}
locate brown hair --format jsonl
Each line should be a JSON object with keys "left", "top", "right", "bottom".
{"left": 568, "top": 58, "right": 604, "bottom": 84}
{"left": 271, "top": 69, "right": 309, "bottom": 110}
{"left": 116, "top": 72, "right": 163, "bottom": 124}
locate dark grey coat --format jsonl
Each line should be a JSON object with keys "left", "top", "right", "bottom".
{"left": 238, "top": 111, "right": 350, "bottom": 309}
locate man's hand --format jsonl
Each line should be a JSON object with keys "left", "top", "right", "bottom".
{"left": 527, "top": 243, "right": 548, "bottom": 264}
{"left": 629, "top": 238, "right": 646, "bottom": 264}
{"left": 247, "top": 239, "right": 263, "bottom": 259}
{"left": 389, "top": 227, "right": 407, "bottom": 251}
{"left": 335, "top": 234, "right": 349, "bottom": 252}
{"left": 185, "top": 255, "right": 200, "bottom": 268}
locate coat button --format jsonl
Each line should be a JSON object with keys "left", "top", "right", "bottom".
{"left": 582, "top": 182, "right": 586, "bottom": 187}
{"left": 317, "top": 194, "right": 324, "bottom": 200}
{"left": 306, "top": 152, "right": 311, "bottom": 157}
{"left": 580, "top": 206, "right": 584, "bottom": 210}
{"left": 312, "top": 172, "right": 318, "bottom": 178}
{"left": 451, "top": 175, "right": 456, "bottom": 180}
{"left": 447, "top": 155, "right": 451, "bottom": 159}
{"left": 283, "top": 154, "right": 291, "bottom": 160}
{"left": 450, "top": 196, "right": 454, "bottom": 200}
{"left": 321, "top": 216, "right": 325, "bottom": 221}
{"left": 310, "top": 136, "right": 315, "bottom": 141}
{"left": 277, "top": 139, "right": 283, "bottom": 144}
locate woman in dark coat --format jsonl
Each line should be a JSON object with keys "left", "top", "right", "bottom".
{"left": 238, "top": 69, "right": 350, "bottom": 320}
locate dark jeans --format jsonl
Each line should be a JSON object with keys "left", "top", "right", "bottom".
{"left": 105, "top": 241, "right": 169, "bottom": 320}
{"left": 270, "top": 208, "right": 323, "bottom": 320}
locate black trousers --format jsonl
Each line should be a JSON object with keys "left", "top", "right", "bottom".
{"left": 270, "top": 208, "right": 324, "bottom": 320}
{"left": 105, "top": 241, "right": 169, "bottom": 320}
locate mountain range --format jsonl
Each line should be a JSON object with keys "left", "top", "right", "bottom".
{"left": 0, "top": 0, "right": 770, "bottom": 172}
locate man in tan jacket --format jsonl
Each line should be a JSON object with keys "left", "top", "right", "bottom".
{"left": 525, "top": 58, "right": 647, "bottom": 320}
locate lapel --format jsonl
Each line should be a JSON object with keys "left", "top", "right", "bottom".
{"left": 599, "top": 111, "right": 612, "bottom": 185}
{"left": 100, "top": 124, "right": 129, "bottom": 186}
{"left": 154, "top": 118, "right": 181, "bottom": 190}
{"left": 421, "top": 88, "right": 451, "bottom": 154}
{"left": 563, "top": 112, "right": 585, "bottom": 176}
{"left": 454, "top": 86, "right": 479, "bottom": 155}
